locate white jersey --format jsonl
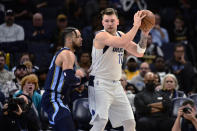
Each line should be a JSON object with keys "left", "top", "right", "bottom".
{"left": 90, "top": 30, "right": 124, "bottom": 81}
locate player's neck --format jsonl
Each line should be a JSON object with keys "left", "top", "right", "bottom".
{"left": 64, "top": 44, "right": 75, "bottom": 53}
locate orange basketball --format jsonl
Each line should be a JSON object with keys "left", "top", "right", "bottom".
{"left": 139, "top": 10, "right": 155, "bottom": 32}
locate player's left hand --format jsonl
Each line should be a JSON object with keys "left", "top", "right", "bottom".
{"left": 75, "top": 69, "right": 85, "bottom": 78}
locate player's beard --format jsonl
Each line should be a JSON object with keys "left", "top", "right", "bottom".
{"left": 72, "top": 40, "right": 80, "bottom": 50}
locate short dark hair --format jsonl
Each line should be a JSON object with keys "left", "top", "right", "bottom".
{"left": 62, "top": 27, "right": 78, "bottom": 44}
{"left": 182, "top": 100, "right": 195, "bottom": 108}
{"left": 100, "top": 8, "right": 118, "bottom": 19}
{"left": 63, "top": 27, "right": 78, "bottom": 38}
{"left": 174, "top": 43, "right": 185, "bottom": 51}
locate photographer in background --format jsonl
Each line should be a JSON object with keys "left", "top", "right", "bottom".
{"left": 0, "top": 94, "right": 40, "bottom": 131}
{"left": 172, "top": 100, "right": 197, "bottom": 131}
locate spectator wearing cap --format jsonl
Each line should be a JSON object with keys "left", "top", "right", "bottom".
{"left": 124, "top": 55, "right": 140, "bottom": 80}
{"left": 0, "top": 9, "right": 24, "bottom": 42}
{"left": 0, "top": 51, "right": 14, "bottom": 88}
{"left": 50, "top": 14, "right": 68, "bottom": 53}
{"left": 2, "top": 64, "right": 27, "bottom": 98}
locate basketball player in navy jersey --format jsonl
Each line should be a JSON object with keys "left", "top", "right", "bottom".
{"left": 88, "top": 8, "right": 150, "bottom": 131}
{"left": 41, "top": 27, "right": 84, "bottom": 131}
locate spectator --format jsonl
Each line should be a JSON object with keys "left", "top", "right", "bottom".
{"left": 159, "top": 74, "right": 186, "bottom": 99}
{"left": 120, "top": 73, "right": 136, "bottom": 112}
{"left": 134, "top": 72, "right": 175, "bottom": 131}
{"left": 128, "top": 62, "right": 150, "bottom": 92}
{"left": 170, "top": 15, "right": 191, "bottom": 44}
{"left": 78, "top": 51, "right": 91, "bottom": 78}
{"left": 26, "top": 12, "right": 49, "bottom": 42}
{"left": 23, "top": 61, "right": 33, "bottom": 74}
{"left": 12, "top": 52, "right": 39, "bottom": 73}
{"left": 144, "top": 33, "right": 164, "bottom": 57}
{"left": 2, "top": 64, "right": 28, "bottom": 98}
{"left": 0, "top": 51, "right": 14, "bottom": 88}
{"left": 152, "top": 56, "right": 169, "bottom": 82}
{"left": 69, "top": 83, "right": 88, "bottom": 109}
{"left": 124, "top": 55, "right": 140, "bottom": 80}
{"left": 172, "top": 99, "right": 197, "bottom": 131}
{"left": 50, "top": 14, "right": 68, "bottom": 53}
{"left": 150, "top": 13, "right": 169, "bottom": 47}
{"left": 0, "top": 94, "right": 41, "bottom": 131}
{"left": 14, "top": 74, "right": 42, "bottom": 115}
{"left": 0, "top": 9, "right": 24, "bottom": 42}
{"left": 166, "top": 44, "right": 195, "bottom": 94}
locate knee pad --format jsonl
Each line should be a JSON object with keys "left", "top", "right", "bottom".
{"left": 123, "top": 119, "right": 136, "bottom": 131}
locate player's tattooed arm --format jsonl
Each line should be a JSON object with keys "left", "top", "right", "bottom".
{"left": 138, "top": 33, "right": 148, "bottom": 49}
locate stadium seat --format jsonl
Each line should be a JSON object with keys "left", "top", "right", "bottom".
{"left": 171, "top": 97, "right": 193, "bottom": 117}
{"left": 72, "top": 98, "right": 91, "bottom": 131}
{"left": 189, "top": 94, "right": 197, "bottom": 107}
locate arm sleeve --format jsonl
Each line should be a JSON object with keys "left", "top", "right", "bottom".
{"left": 63, "top": 69, "right": 80, "bottom": 86}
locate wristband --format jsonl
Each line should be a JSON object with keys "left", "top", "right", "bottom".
{"left": 137, "top": 44, "right": 146, "bottom": 53}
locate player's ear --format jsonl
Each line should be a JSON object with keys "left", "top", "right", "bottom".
{"left": 117, "top": 18, "right": 119, "bottom": 26}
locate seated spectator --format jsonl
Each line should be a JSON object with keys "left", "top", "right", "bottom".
{"left": 159, "top": 74, "right": 186, "bottom": 98}
{"left": 14, "top": 74, "right": 42, "bottom": 115}
{"left": 0, "top": 51, "right": 14, "bottom": 88}
{"left": 134, "top": 72, "right": 175, "bottom": 131}
{"left": 2, "top": 64, "right": 27, "bottom": 98}
{"left": 120, "top": 73, "right": 136, "bottom": 112}
{"left": 150, "top": 13, "right": 169, "bottom": 47}
{"left": 69, "top": 83, "right": 88, "bottom": 108}
{"left": 124, "top": 55, "right": 139, "bottom": 81}
{"left": 23, "top": 61, "right": 33, "bottom": 74}
{"left": 152, "top": 56, "right": 169, "bottom": 82}
{"left": 170, "top": 15, "right": 191, "bottom": 44}
{"left": 12, "top": 52, "right": 39, "bottom": 73}
{"left": 0, "top": 9, "right": 24, "bottom": 42}
{"left": 128, "top": 62, "right": 150, "bottom": 92}
{"left": 166, "top": 44, "right": 195, "bottom": 94}
{"left": 78, "top": 51, "right": 91, "bottom": 78}
{"left": 144, "top": 33, "right": 164, "bottom": 57}
{"left": 172, "top": 99, "right": 197, "bottom": 131}
{"left": 26, "top": 12, "right": 49, "bottom": 42}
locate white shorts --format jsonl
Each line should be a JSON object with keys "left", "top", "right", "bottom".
{"left": 88, "top": 76, "right": 134, "bottom": 128}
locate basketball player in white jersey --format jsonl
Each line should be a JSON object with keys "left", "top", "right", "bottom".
{"left": 88, "top": 8, "right": 150, "bottom": 131}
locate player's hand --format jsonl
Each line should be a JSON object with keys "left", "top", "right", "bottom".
{"left": 133, "top": 11, "right": 146, "bottom": 28}
{"left": 75, "top": 69, "right": 85, "bottom": 78}
{"left": 141, "top": 29, "right": 151, "bottom": 36}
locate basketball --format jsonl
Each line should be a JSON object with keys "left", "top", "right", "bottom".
{"left": 139, "top": 10, "right": 155, "bottom": 32}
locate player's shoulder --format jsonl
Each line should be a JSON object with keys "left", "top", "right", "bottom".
{"left": 59, "top": 49, "right": 75, "bottom": 59}
{"left": 95, "top": 30, "right": 110, "bottom": 39}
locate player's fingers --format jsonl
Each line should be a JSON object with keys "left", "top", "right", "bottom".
{"left": 138, "top": 10, "right": 143, "bottom": 16}
{"left": 141, "top": 14, "right": 146, "bottom": 19}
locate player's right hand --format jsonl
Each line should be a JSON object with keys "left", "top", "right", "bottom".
{"left": 133, "top": 11, "right": 146, "bottom": 28}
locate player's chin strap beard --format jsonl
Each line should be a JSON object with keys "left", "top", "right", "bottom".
{"left": 138, "top": 33, "right": 148, "bottom": 49}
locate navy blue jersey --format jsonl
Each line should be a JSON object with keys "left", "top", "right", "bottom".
{"left": 41, "top": 47, "right": 76, "bottom": 126}
{"left": 44, "top": 47, "right": 76, "bottom": 95}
